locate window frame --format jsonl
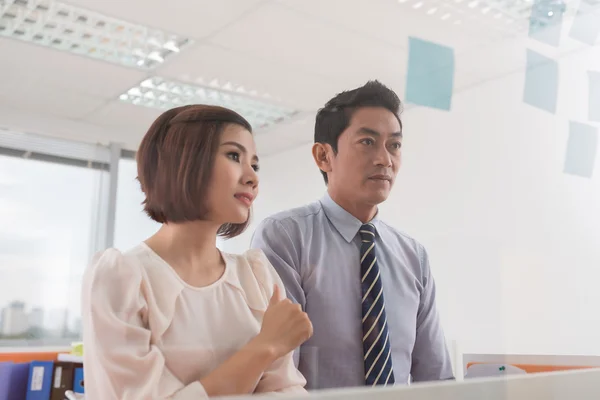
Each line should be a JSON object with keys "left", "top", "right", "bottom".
{"left": 0, "top": 130, "right": 125, "bottom": 349}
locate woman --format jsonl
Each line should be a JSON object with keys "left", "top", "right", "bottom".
{"left": 81, "top": 105, "right": 313, "bottom": 399}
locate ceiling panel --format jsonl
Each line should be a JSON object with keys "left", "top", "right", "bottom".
{"left": 84, "top": 102, "right": 163, "bottom": 133}
{"left": 0, "top": 83, "right": 106, "bottom": 120}
{"left": 0, "top": 38, "right": 147, "bottom": 99}
{"left": 62, "top": 0, "right": 267, "bottom": 39}
{"left": 156, "top": 43, "right": 343, "bottom": 110}
{"left": 210, "top": 2, "right": 408, "bottom": 87}
{"left": 275, "top": 0, "right": 504, "bottom": 51}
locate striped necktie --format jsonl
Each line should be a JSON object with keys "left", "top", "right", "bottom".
{"left": 359, "top": 223, "right": 395, "bottom": 386}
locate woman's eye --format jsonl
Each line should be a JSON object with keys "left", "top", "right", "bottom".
{"left": 252, "top": 164, "right": 260, "bottom": 172}
{"left": 227, "top": 152, "right": 240, "bottom": 162}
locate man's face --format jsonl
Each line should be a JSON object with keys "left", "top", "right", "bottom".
{"left": 327, "top": 107, "right": 402, "bottom": 207}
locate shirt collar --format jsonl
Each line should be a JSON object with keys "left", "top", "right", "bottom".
{"left": 319, "top": 191, "right": 381, "bottom": 243}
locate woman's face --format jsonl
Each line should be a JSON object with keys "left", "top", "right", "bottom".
{"left": 205, "top": 124, "right": 259, "bottom": 225}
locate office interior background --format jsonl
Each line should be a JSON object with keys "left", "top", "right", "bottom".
{"left": 0, "top": 0, "right": 599, "bottom": 379}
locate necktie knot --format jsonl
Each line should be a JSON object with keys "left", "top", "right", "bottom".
{"left": 359, "top": 223, "right": 376, "bottom": 243}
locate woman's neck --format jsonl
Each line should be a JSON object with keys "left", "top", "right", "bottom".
{"left": 145, "top": 221, "right": 225, "bottom": 287}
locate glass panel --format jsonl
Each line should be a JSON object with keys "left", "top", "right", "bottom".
{"left": 0, "top": 154, "right": 106, "bottom": 346}
{"left": 113, "top": 158, "right": 161, "bottom": 251}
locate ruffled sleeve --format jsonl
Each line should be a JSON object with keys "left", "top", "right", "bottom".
{"left": 81, "top": 249, "right": 208, "bottom": 400}
{"left": 243, "top": 249, "right": 308, "bottom": 395}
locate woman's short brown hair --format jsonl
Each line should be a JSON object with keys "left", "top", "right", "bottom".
{"left": 136, "top": 104, "right": 253, "bottom": 239}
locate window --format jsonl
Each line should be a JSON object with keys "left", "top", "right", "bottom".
{"left": 113, "top": 157, "right": 161, "bottom": 251}
{"left": 0, "top": 136, "right": 227, "bottom": 348}
{"left": 0, "top": 153, "right": 106, "bottom": 346}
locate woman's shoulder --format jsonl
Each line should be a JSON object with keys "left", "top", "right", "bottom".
{"left": 86, "top": 245, "right": 146, "bottom": 279}
{"left": 227, "top": 248, "right": 278, "bottom": 283}
{"left": 223, "top": 249, "right": 285, "bottom": 308}
{"left": 84, "top": 244, "right": 172, "bottom": 295}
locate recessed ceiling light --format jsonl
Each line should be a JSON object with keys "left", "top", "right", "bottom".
{"left": 427, "top": 7, "right": 438, "bottom": 14}
{"left": 441, "top": 13, "right": 452, "bottom": 20}
{"left": 468, "top": 0, "right": 479, "bottom": 8}
{"left": 0, "top": 0, "right": 192, "bottom": 69}
{"left": 119, "top": 77, "right": 299, "bottom": 129}
{"left": 413, "top": 2, "right": 424, "bottom": 9}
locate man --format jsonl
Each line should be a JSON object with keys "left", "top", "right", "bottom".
{"left": 250, "top": 81, "right": 453, "bottom": 390}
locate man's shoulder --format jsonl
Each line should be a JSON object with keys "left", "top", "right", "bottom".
{"left": 377, "top": 220, "right": 426, "bottom": 252}
{"left": 259, "top": 199, "right": 324, "bottom": 229}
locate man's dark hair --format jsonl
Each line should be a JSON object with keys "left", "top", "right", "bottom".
{"left": 314, "top": 80, "right": 403, "bottom": 183}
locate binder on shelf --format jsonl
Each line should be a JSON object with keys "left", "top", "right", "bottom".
{"left": 49, "top": 362, "right": 82, "bottom": 400}
{"left": 25, "top": 361, "right": 53, "bottom": 400}
{"left": 72, "top": 367, "right": 84, "bottom": 394}
{"left": 0, "top": 361, "right": 30, "bottom": 400}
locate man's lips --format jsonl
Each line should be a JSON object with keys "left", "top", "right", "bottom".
{"left": 369, "top": 174, "right": 392, "bottom": 182}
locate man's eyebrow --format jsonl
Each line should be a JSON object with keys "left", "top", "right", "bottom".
{"left": 356, "top": 127, "right": 402, "bottom": 138}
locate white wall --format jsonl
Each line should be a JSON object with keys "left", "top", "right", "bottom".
{"left": 222, "top": 39, "right": 600, "bottom": 359}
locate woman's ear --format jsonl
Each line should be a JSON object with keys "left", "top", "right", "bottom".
{"left": 312, "top": 143, "right": 333, "bottom": 175}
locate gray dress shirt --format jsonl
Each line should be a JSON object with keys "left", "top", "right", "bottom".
{"left": 250, "top": 192, "right": 454, "bottom": 390}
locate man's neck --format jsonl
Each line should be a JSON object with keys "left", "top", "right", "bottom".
{"left": 328, "top": 189, "right": 378, "bottom": 224}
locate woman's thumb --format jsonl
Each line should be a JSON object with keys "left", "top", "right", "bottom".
{"left": 269, "top": 284, "right": 281, "bottom": 306}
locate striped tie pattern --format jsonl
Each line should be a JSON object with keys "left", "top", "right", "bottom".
{"left": 359, "top": 223, "right": 395, "bottom": 386}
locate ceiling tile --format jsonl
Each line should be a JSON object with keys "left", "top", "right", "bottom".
{"left": 84, "top": 102, "right": 163, "bottom": 133}
{"left": 63, "top": 0, "right": 266, "bottom": 39}
{"left": 275, "top": 0, "right": 503, "bottom": 50}
{"left": 156, "top": 43, "right": 343, "bottom": 110}
{"left": 210, "top": 2, "right": 408, "bottom": 87}
{"left": 0, "top": 38, "right": 147, "bottom": 99}
{"left": 0, "top": 83, "right": 107, "bottom": 120}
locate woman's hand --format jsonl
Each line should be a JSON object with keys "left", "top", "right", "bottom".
{"left": 253, "top": 285, "right": 313, "bottom": 359}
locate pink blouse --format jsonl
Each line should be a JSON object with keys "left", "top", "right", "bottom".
{"left": 81, "top": 243, "right": 307, "bottom": 399}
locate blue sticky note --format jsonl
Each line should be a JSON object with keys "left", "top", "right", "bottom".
{"left": 405, "top": 37, "right": 454, "bottom": 111}
{"left": 589, "top": 71, "right": 600, "bottom": 122}
{"left": 523, "top": 49, "right": 558, "bottom": 114}
{"left": 528, "top": 0, "right": 566, "bottom": 46}
{"left": 564, "top": 121, "right": 598, "bottom": 178}
{"left": 569, "top": 1, "right": 600, "bottom": 45}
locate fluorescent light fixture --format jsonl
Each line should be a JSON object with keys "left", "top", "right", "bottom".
{"left": 119, "top": 77, "right": 299, "bottom": 130}
{"left": 0, "top": 0, "right": 191, "bottom": 69}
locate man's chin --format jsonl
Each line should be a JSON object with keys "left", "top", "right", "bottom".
{"left": 365, "top": 189, "right": 391, "bottom": 205}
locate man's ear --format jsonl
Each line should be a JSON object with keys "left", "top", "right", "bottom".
{"left": 312, "top": 143, "right": 333, "bottom": 175}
